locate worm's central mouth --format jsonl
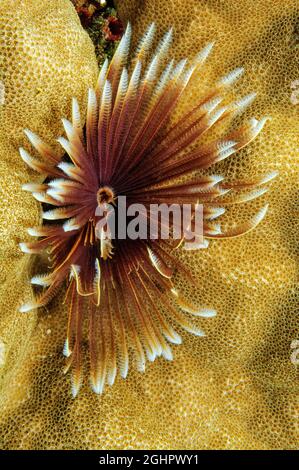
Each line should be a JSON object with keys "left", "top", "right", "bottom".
{"left": 96, "top": 186, "right": 115, "bottom": 206}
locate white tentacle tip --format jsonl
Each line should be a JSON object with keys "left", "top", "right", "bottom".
{"left": 47, "top": 189, "right": 63, "bottom": 202}
{"left": 63, "top": 339, "right": 72, "bottom": 358}
{"left": 71, "top": 384, "right": 81, "bottom": 399}
{"left": 196, "top": 41, "right": 215, "bottom": 63}
{"left": 27, "top": 227, "right": 39, "bottom": 236}
{"left": 209, "top": 208, "right": 226, "bottom": 220}
{"left": 162, "top": 348, "right": 173, "bottom": 361}
{"left": 31, "top": 275, "right": 50, "bottom": 287}
{"left": 208, "top": 106, "right": 227, "bottom": 126}
{"left": 32, "top": 192, "right": 45, "bottom": 203}
{"left": 261, "top": 171, "right": 279, "bottom": 184}
{"left": 19, "top": 147, "right": 31, "bottom": 164}
{"left": 250, "top": 116, "right": 270, "bottom": 136}
{"left": 63, "top": 220, "right": 80, "bottom": 232}
{"left": 217, "top": 147, "right": 236, "bottom": 162}
{"left": 120, "top": 364, "right": 129, "bottom": 380}
{"left": 62, "top": 118, "right": 74, "bottom": 135}
{"left": 19, "top": 242, "right": 31, "bottom": 254}
{"left": 234, "top": 92, "right": 257, "bottom": 112}
{"left": 23, "top": 128, "right": 42, "bottom": 148}
{"left": 198, "top": 308, "right": 217, "bottom": 318}
{"left": 42, "top": 210, "right": 53, "bottom": 220}
{"left": 254, "top": 204, "right": 269, "bottom": 224}
{"left": 136, "top": 360, "right": 146, "bottom": 373}
{"left": 192, "top": 328, "right": 206, "bottom": 337}
{"left": 91, "top": 380, "right": 104, "bottom": 395}
{"left": 19, "top": 302, "right": 38, "bottom": 313}
{"left": 107, "top": 371, "right": 117, "bottom": 387}
{"left": 217, "top": 140, "right": 237, "bottom": 152}
{"left": 23, "top": 128, "right": 32, "bottom": 137}
{"left": 219, "top": 67, "right": 244, "bottom": 87}
{"left": 22, "top": 183, "right": 37, "bottom": 192}
{"left": 171, "top": 332, "right": 182, "bottom": 345}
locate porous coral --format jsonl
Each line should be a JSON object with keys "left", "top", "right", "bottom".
{"left": 0, "top": 0, "right": 298, "bottom": 450}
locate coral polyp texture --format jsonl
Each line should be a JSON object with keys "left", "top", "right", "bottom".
{"left": 20, "top": 23, "right": 276, "bottom": 397}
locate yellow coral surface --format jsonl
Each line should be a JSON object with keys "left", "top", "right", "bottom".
{"left": 0, "top": 0, "right": 298, "bottom": 449}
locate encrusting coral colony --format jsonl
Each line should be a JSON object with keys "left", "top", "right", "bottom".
{"left": 19, "top": 23, "right": 276, "bottom": 397}
{"left": 0, "top": 0, "right": 297, "bottom": 451}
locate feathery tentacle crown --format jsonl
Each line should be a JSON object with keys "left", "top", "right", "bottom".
{"left": 19, "top": 23, "right": 276, "bottom": 396}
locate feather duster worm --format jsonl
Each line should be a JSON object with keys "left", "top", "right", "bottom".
{"left": 19, "top": 24, "right": 277, "bottom": 396}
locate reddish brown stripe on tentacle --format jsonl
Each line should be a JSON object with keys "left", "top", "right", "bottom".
{"left": 51, "top": 230, "right": 85, "bottom": 272}
{"left": 110, "top": 281, "right": 129, "bottom": 379}
{"left": 114, "top": 80, "right": 190, "bottom": 186}
{"left": 152, "top": 92, "right": 219, "bottom": 151}
{"left": 110, "top": 67, "right": 161, "bottom": 179}
{"left": 121, "top": 116, "right": 265, "bottom": 192}
{"left": 31, "top": 191, "right": 66, "bottom": 206}
{"left": 62, "top": 209, "right": 96, "bottom": 233}
{"left": 19, "top": 238, "right": 54, "bottom": 254}
{"left": 133, "top": 271, "right": 174, "bottom": 360}
{"left": 114, "top": 60, "right": 190, "bottom": 176}
{"left": 135, "top": 269, "right": 179, "bottom": 352}
{"left": 114, "top": 28, "right": 174, "bottom": 165}
{"left": 61, "top": 118, "right": 96, "bottom": 176}
{"left": 205, "top": 205, "right": 268, "bottom": 239}
{"left": 132, "top": 97, "right": 222, "bottom": 169}
{"left": 42, "top": 205, "right": 91, "bottom": 222}
{"left": 19, "top": 148, "right": 63, "bottom": 178}
{"left": 25, "top": 279, "right": 64, "bottom": 312}
{"left": 209, "top": 188, "right": 268, "bottom": 205}
{"left": 116, "top": 261, "right": 146, "bottom": 372}
{"left": 105, "top": 68, "right": 129, "bottom": 180}
{"left": 105, "top": 286, "right": 117, "bottom": 386}
{"left": 57, "top": 136, "right": 95, "bottom": 177}
{"left": 47, "top": 187, "right": 97, "bottom": 206}
{"left": 154, "top": 240, "right": 202, "bottom": 290}
{"left": 138, "top": 264, "right": 205, "bottom": 337}
{"left": 89, "top": 300, "right": 100, "bottom": 393}
{"left": 98, "top": 80, "right": 112, "bottom": 182}
{"left": 130, "top": 205, "right": 188, "bottom": 246}
{"left": 23, "top": 129, "right": 61, "bottom": 164}
{"left": 93, "top": 282, "right": 108, "bottom": 394}
{"left": 117, "top": 142, "right": 225, "bottom": 194}
{"left": 127, "top": 176, "right": 222, "bottom": 198}
{"left": 108, "top": 62, "right": 142, "bottom": 179}
{"left": 64, "top": 281, "right": 77, "bottom": 358}
{"left": 57, "top": 162, "right": 92, "bottom": 186}
{"left": 116, "top": 101, "right": 228, "bottom": 190}
{"left": 134, "top": 187, "right": 227, "bottom": 205}
{"left": 70, "top": 295, "right": 84, "bottom": 397}
{"left": 106, "top": 23, "right": 132, "bottom": 99}
{"left": 120, "top": 248, "right": 159, "bottom": 361}
{"left": 26, "top": 225, "right": 65, "bottom": 238}
{"left": 127, "top": 270, "right": 165, "bottom": 361}
{"left": 219, "top": 171, "right": 278, "bottom": 190}
{"left": 86, "top": 89, "right": 99, "bottom": 166}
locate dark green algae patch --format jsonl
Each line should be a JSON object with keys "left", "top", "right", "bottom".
{"left": 71, "top": 0, "right": 122, "bottom": 64}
